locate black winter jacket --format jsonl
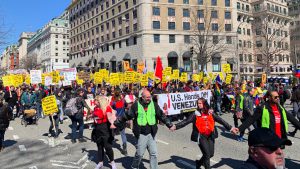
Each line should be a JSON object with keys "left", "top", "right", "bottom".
{"left": 0, "top": 103, "right": 12, "bottom": 131}
{"left": 114, "top": 98, "right": 173, "bottom": 139}
{"left": 175, "top": 110, "right": 232, "bottom": 142}
{"left": 238, "top": 101, "right": 300, "bottom": 140}
{"left": 4, "top": 91, "right": 18, "bottom": 107}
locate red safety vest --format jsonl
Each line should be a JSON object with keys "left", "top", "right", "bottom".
{"left": 195, "top": 113, "right": 215, "bottom": 136}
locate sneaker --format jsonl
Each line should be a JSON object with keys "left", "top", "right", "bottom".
{"left": 71, "top": 139, "right": 76, "bottom": 144}
{"left": 288, "top": 132, "right": 296, "bottom": 137}
{"left": 78, "top": 138, "right": 87, "bottom": 143}
{"left": 48, "top": 133, "right": 52, "bottom": 137}
{"left": 111, "top": 161, "right": 117, "bottom": 169}
{"left": 95, "top": 162, "right": 103, "bottom": 169}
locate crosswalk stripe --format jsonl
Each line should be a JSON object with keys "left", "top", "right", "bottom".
{"left": 13, "top": 135, "right": 19, "bottom": 140}
{"left": 19, "top": 145, "right": 27, "bottom": 152}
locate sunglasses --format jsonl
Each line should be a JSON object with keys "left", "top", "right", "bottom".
{"left": 272, "top": 96, "right": 279, "bottom": 99}
{"left": 254, "top": 145, "right": 284, "bottom": 152}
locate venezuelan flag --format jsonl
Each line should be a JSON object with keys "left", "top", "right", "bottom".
{"left": 295, "top": 69, "right": 300, "bottom": 78}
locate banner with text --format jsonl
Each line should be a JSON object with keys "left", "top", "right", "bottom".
{"left": 157, "top": 90, "right": 212, "bottom": 115}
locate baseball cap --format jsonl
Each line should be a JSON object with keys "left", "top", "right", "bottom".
{"left": 248, "top": 128, "right": 292, "bottom": 148}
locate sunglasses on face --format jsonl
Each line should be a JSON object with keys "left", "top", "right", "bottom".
{"left": 272, "top": 96, "right": 279, "bottom": 99}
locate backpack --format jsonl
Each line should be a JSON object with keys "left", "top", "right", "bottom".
{"left": 64, "top": 97, "right": 79, "bottom": 116}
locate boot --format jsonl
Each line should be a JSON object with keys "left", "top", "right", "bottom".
{"left": 122, "top": 143, "right": 128, "bottom": 156}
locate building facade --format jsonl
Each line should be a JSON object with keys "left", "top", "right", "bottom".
{"left": 27, "top": 12, "right": 70, "bottom": 72}
{"left": 68, "top": 0, "right": 237, "bottom": 74}
{"left": 238, "top": 0, "right": 292, "bottom": 80}
{"left": 288, "top": 0, "right": 300, "bottom": 68}
{"left": 18, "top": 32, "right": 35, "bottom": 62}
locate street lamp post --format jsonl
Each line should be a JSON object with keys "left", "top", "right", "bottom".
{"left": 236, "top": 17, "right": 254, "bottom": 81}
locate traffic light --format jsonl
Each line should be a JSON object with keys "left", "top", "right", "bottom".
{"left": 190, "top": 46, "right": 194, "bottom": 56}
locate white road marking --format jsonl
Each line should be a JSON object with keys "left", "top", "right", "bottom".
{"left": 49, "top": 137, "right": 55, "bottom": 147}
{"left": 76, "top": 154, "right": 88, "bottom": 165}
{"left": 156, "top": 139, "right": 169, "bottom": 145}
{"left": 29, "top": 166, "right": 38, "bottom": 169}
{"left": 50, "top": 160, "right": 77, "bottom": 165}
{"left": 13, "top": 135, "right": 19, "bottom": 140}
{"left": 177, "top": 160, "right": 195, "bottom": 169}
{"left": 39, "top": 139, "right": 48, "bottom": 144}
{"left": 8, "top": 127, "right": 14, "bottom": 131}
{"left": 51, "top": 163, "right": 80, "bottom": 169}
{"left": 19, "top": 145, "right": 27, "bottom": 151}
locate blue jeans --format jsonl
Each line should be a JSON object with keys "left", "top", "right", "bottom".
{"left": 132, "top": 134, "right": 158, "bottom": 169}
{"left": 0, "top": 130, "right": 5, "bottom": 148}
{"left": 120, "top": 128, "right": 127, "bottom": 145}
{"left": 36, "top": 103, "right": 43, "bottom": 118}
{"left": 70, "top": 115, "right": 84, "bottom": 140}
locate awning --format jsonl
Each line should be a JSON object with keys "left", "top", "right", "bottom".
{"left": 212, "top": 53, "right": 221, "bottom": 59}
{"left": 212, "top": 53, "right": 221, "bottom": 64}
{"left": 98, "top": 58, "right": 105, "bottom": 63}
{"left": 227, "top": 58, "right": 236, "bottom": 64}
{"left": 123, "top": 53, "right": 131, "bottom": 60}
{"left": 110, "top": 56, "right": 116, "bottom": 62}
{"left": 182, "top": 51, "right": 191, "bottom": 58}
{"left": 167, "top": 51, "right": 178, "bottom": 58}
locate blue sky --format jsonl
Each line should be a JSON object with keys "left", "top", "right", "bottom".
{"left": 0, "top": 0, "right": 70, "bottom": 49}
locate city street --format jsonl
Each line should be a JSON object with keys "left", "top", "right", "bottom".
{"left": 1, "top": 104, "right": 300, "bottom": 169}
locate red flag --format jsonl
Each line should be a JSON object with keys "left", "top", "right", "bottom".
{"left": 155, "top": 56, "right": 163, "bottom": 81}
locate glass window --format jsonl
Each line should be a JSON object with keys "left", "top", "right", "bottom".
{"left": 183, "top": 9, "right": 190, "bottom": 17}
{"left": 153, "top": 21, "right": 160, "bottom": 29}
{"left": 168, "top": 0, "right": 174, "bottom": 3}
{"left": 198, "top": 0, "right": 203, "bottom": 5}
{"left": 168, "top": 22, "right": 176, "bottom": 29}
{"left": 169, "top": 35, "right": 175, "bottom": 43}
{"left": 183, "top": 22, "right": 190, "bottom": 30}
{"left": 183, "top": 0, "right": 189, "bottom": 4}
{"left": 225, "top": 11, "right": 231, "bottom": 19}
{"left": 153, "top": 7, "right": 160, "bottom": 15}
{"left": 213, "top": 36, "right": 219, "bottom": 44}
{"left": 225, "top": 0, "right": 230, "bottom": 7}
{"left": 168, "top": 8, "right": 175, "bottom": 16}
{"left": 154, "top": 34, "right": 160, "bottom": 43}
{"left": 212, "top": 23, "right": 218, "bottom": 31}
{"left": 211, "top": 0, "right": 217, "bottom": 6}
{"left": 226, "top": 36, "right": 232, "bottom": 44}
{"left": 225, "top": 24, "right": 232, "bottom": 31}
{"left": 198, "top": 23, "right": 205, "bottom": 30}
{"left": 211, "top": 11, "right": 218, "bottom": 18}
{"left": 184, "top": 35, "right": 190, "bottom": 43}
{"left": 197, "top": 10, "right": 204, "bottom": 18}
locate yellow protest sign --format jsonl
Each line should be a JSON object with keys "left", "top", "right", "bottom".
{"left": 77, "top": 79, "right": 84, "bottom": 85}
{"left": 118, "top": 73, "right": 124, "bottom": 83}
{"left": 125, "top": 71, "right": 135, "bottom": 83}
{"left": 140, "top": 74, "right": 148, "bottom": 87}
{"left": 94, "top": 72, "right": 103, "bottom": 84}
{"left": 52, "top": 71, "right": 60, "bottom": 84}
{"left": 180, "top": 72, "right": 188, "bottom": 82}
{"left": 25, "top": 75, "right": 31, "bottom": 85}
{"left": 225, "top": 74, "right": 233, "bottom": 84}
{"left": 173, "top": 69, "right": 179, "bottom": 80}
{"left": 147, "top": 72, "right": 154, "bottom": 80}
{"left": 199, "top": 72, "right": 204, "bottom": 81}
{"left": 192, "top": 74, "right": 200, "bottom": 82}
{"left": 203, "top": 77, "right": 208, "bottom": 84}
{"left": 110, "top": 73, "right": 119, "bottom": 86}
{"left": 42, "top": 95, "right": 58, "bottom": 116}
{"left": 123, "top": 61, "right": 130, "bottom": 71}
{"left": 90, "top": 73, "right": 94, "bottom": 80}
{"left": 137, "top": 62, "right": 145, "bottom": 73}
{"left": 222, "top": 64, "right": 231, "bottom": 73}
{"left": 261, "top": 73, "right": 267, "bottom": 84}
{"left": 134, "top": 72, "right": 142, "bottom": 83}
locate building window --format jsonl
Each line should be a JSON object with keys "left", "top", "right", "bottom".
{"left": 183, "top": 22, "right": 190, "bottom": 30}
{"left": 198, "top": 0, "right": 203, "bottom": 5}
{"left": 213, "top": 36, "right": 218, "bottom": 44}
{"left": 168, "top": 22, "right": 176, "bottom": 30}
{"left": 55, "top": 41, "right": 58, "bottom": 44}
{"left": 226, "top": 36, "right": 232, "bottom": 44}
{"left": 212, "top": 23, "right": 218, "bottom": 31}
{"left": 225, "top": 0, "right": 230, "bottom": 7}
{"left": 183, "top": 0, "right": 189, "bottom": 4}
{"left": 153, "top": 7, "right": 160, "bottom": 15}
{"left": 153, "top": 21, "right": 160, "bottom": 29}
{"left": 184, "top": 35, "right": 190, "bottom": 43}
{"left": 183, "top": 9, "right": 190, "bottom": 17}
{"left": 168, "top": 8, "right": 175, "bottom": 16}
{"left": 211, "top": 0, "right": 217, "bottom": 6}
{"left": 168, "top": 0, "right": 174, "bottom": 3}
{"left": 198, "top": 23, "right": 205, "bottom": 30}
{"left": 197, "top": 10, "right": 204, "bottom": 18}
{"left": 169, "top": 35, "right": 175, "bottom": 43}
{"left": 154, "top": 34, "right": 160, "bottom": 43}
{"left": 225, "top": 11, "right": 231, "bottom": 19}
{"left": 211, "top": 11, "right": 218, "bottom": 18}
{"left": 225, "top": 24, "right": 232, "bottom": 31}
{"left": 133, "top": 23, "right": 138, "bottom": 31}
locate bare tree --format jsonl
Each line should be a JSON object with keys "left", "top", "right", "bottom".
{"left": 19, "top": 54, "right": 38, "bottom": 71}
{"left": 251, "top": 15, "right": 291, "bottom": 76}
{"left": 190, "top": 6, "right": 233, "bottom": 71}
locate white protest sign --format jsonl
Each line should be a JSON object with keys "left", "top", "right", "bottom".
{"left": 84, "top": 99, "right": 96, "bottom": 124}
{"left": 157, "top": 90, "right": 212, "bottom": 115}
{"left": 64, "top": 72, "right": 77, "bottom": 81}
{"left": 62, "top": 80, "right": 72, "bottom": 86}
{"left": 30, "top": 70, "right": 42, "bottom": 84}
{"left": 44, "top": 76, "right": 53, "bottom": 86}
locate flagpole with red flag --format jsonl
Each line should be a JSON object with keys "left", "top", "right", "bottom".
{"left": 155, "top": 56, "right": 163, "bottom": 81}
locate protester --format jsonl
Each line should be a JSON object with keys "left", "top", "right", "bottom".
{"left": 173, "top": 98, "right": 236, "bottom": 169}
{"left": 114, "top": 89, "right": 174, "bottom": 169}
{"left": 0, "top": 98, "right": 12, "bottom": 152}
{"left": 289, "top": 85, "right": 300, "bottom": 136}
{"left": 4, "top": 86, "right": 18, "bottom": 119}
{"left": 240, "top": 127, "right": 291, "bottom": 169}
{"left": 92, "top": 96, "right": 117, "bottom": 169}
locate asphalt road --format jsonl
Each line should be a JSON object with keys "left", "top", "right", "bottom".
{"left": 1, "top": 104, "right": 300, "bottom": 169}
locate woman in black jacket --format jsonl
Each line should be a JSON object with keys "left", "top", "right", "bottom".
{"left": 0, "top": 99, "right": 12, "bottom": 152}
{"left": 174, "top": 98, "right": 235, "bottom": 169}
